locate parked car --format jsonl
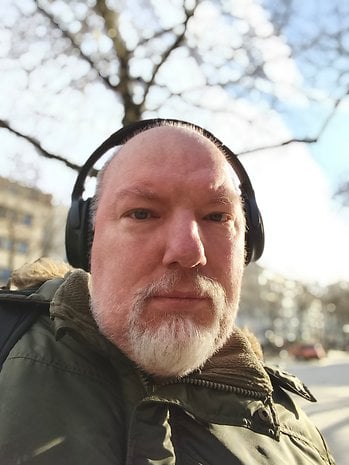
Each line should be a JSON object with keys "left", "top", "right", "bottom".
{"left": 287, "top": 342, "right": 326, "bottom": 360}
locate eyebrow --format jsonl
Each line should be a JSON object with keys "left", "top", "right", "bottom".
{"left": 207, "top": 187, "right": 241, "bottom": 206}
{"left": 208, "top": 194, "right": 235, "bottom": 206}
{"left": 116, "top": 186, "right": 160, "bottom": 201}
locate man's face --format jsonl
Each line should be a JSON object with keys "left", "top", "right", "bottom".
{"left": 90, "top": 126, "right": 246, "bottom": 377}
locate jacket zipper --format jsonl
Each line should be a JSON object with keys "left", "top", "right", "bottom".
{"left": 137, "top": 367, "right": 270, "bottom": 401}
{"left": 154, "top": 376, "right": 268, "bottom": 400}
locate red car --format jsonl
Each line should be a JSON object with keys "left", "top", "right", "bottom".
{"left": 288, "top": 342, "right": 326, "bottom": 360}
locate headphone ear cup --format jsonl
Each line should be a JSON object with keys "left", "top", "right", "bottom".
{"left": 65, "top": 197, "right": 93, "bottom": 271}
{"left": 243, "top": 195, "right": 265, "bottom": 265}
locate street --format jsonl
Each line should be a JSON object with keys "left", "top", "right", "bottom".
{"left": 279, "top": 351, "right": 349, "bottom": 465}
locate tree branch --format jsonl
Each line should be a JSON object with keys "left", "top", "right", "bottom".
{"left": 238, "top": 137, "right": 318, "bottom": 155}
{"left": 34, "top": 0, "right": 119, "bottom": 93}
{"left": 141, "top": 1, "right": 199, "bottom": 106}
{"left": 239, "top": 89, "right": 349, "bottom": 155}
{"left": 317, "top": 89, "right": 349, "bottom": 135}
{"left": 95, "top": 0, "right": 142, "bottom": 124}
{"left": 0, "top": 119, "right": 97, "bottom": 174}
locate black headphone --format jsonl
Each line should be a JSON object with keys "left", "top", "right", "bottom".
{"left": 65, "top": 118, "right": 264, "bottom": 271}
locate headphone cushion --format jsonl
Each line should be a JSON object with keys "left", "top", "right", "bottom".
{"left": 65, "top": 198, "right": 92, "bottom": 270}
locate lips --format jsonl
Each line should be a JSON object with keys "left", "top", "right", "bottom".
{"left": 150, "top": 292, "right": 209, "bottom": 311}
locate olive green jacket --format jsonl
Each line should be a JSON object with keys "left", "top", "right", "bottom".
{"left": 0, "top": 270, "right": 335, "bottom": 464}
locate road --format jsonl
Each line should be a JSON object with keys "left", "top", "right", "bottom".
{"left": 278, "top": 350, "right": 349, "bottom": 465}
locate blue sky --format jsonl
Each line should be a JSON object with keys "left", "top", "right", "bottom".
{"left": 276, "top": 98, "right": 349, "bottom": 207}
{"left": 260, "top": 0, "right": 349, "bottom": 191}
{"left": 311, "top": 105, "right": 349, "bottom": 189}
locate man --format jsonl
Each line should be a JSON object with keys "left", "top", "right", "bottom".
{"left": 0, "top": 120, "right": 335, "bottom": 464}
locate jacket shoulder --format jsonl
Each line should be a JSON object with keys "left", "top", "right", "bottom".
{"left": 0, "top": 287, "right": 53, "bottom": 370}
{"left": 264, "top": 365, "right": 335, "bottom": 464}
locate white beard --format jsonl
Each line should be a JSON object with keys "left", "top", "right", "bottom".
{"left": 127, "top": 313, "right": 229, "bottom": 378}
{"left": 92, "top": 271, "right": 239, "bottom": 378}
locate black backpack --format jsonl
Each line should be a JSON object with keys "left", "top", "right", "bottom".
{"left": 0, "top": 289, "right": 50, "bottom": 369}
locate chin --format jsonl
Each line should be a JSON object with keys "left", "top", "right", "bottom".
{"left": 125, "top": 310, "right": 235, "bottom": 378}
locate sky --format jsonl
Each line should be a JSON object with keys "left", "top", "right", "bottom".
{"left": 0, "top": 0, "right": 348, "bottom": 286}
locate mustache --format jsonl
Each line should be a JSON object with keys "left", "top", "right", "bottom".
{"left": 133, "top": 269, "right": 227, "bottom": 303}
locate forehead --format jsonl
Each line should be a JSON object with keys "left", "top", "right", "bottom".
{"left": 103, "top": 126, "right": 238, "bottom": 188}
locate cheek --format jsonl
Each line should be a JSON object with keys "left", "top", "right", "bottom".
{"left": 90, "top": 229, "right": 160, "bottom": 300}
{"left": 208, "top": 235, "right": 245, "bottom": 294}
{"left": 92, "top": 220, "right": 160, "bottom": 266}
{"left": 91, "top": 222, "right": 137, "bottom": 273}
{"left": 90, "top": 233, "right": 127, "bottom": 302}
{"left": 209, "top": 227, "right": 244, "bottom": 262}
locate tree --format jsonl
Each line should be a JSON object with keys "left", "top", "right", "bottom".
{"left": 0, "top": 0, "right": 348, "bottom": 176}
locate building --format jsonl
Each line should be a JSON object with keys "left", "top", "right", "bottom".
{"left": 0, "top": 176, "right": 64, "bottom": 285}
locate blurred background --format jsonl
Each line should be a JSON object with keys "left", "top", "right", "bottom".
{"left": 0, "top": 1, "right": 348, "bottom": 460}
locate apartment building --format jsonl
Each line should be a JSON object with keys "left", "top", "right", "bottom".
{"left": 0, "top": 176, "right": 60, "bottom": 285}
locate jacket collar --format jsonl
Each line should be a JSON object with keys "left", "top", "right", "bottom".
{"left": 49, "top": 269, "right": 272, "bottom": 397}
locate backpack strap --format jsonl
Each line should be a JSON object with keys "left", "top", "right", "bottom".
{"left": 0, "top": 290, "right": 50, "bottom": 369}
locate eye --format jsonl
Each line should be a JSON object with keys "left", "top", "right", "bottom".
{"left": 205, "top": 212, "right": 231, "bottom": 223}
{"left": 128, "top": 209, "right": 152, "bottom": 220}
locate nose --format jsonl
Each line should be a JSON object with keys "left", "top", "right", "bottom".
{"left": 162, "top": 214, "right": 207, "bottom": 269}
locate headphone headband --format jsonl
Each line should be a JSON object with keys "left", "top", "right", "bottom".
{"left": 66, "top": 118, "right": 264, "bottom": 270}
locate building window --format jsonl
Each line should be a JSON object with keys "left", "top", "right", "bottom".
{"left": 16, "top": 241, "right": 29, "bottom": 254}
{"left": 0, "top": 206, "right": 16, "bottom": 221}
{"left": 0, "top": 237, "right": 13, "bottom": 251}
{"left": 0, "top": 237, "right": 29, "bottom": 254}
{"left": 22, "top": 213, "right": 33, "bottom": 226}
{"left": 0, "top": 268, "right": 11, "bottom": 282}
{"left": 0, "top": 207, "right": 33, "bottom": 225}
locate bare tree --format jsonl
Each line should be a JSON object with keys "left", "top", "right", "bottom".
{"left": 0, "top": 0, "right": 347, "bottom": 174}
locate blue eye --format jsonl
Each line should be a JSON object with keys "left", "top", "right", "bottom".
{"left": 206, "top": 212, "right": 230, "bottom": 222}
{"left": 130, "top": 210, "right": 151, "bottom": 220}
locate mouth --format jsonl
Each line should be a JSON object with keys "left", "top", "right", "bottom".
{"left": 152, "top": 288, "right": 209, "bottom": 301}
{"left": 149, "top": 291, "right": 210, "bottom": 314}
{"left": 141, "top": 289, "right": 215, "bottom": 327}
{"left": 155, "top": 291, "right": 204, "bottom": 299}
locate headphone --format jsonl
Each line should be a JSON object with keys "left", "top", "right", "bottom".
{"left": 65, "top": 118, "right": 264, "bottom": 271}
